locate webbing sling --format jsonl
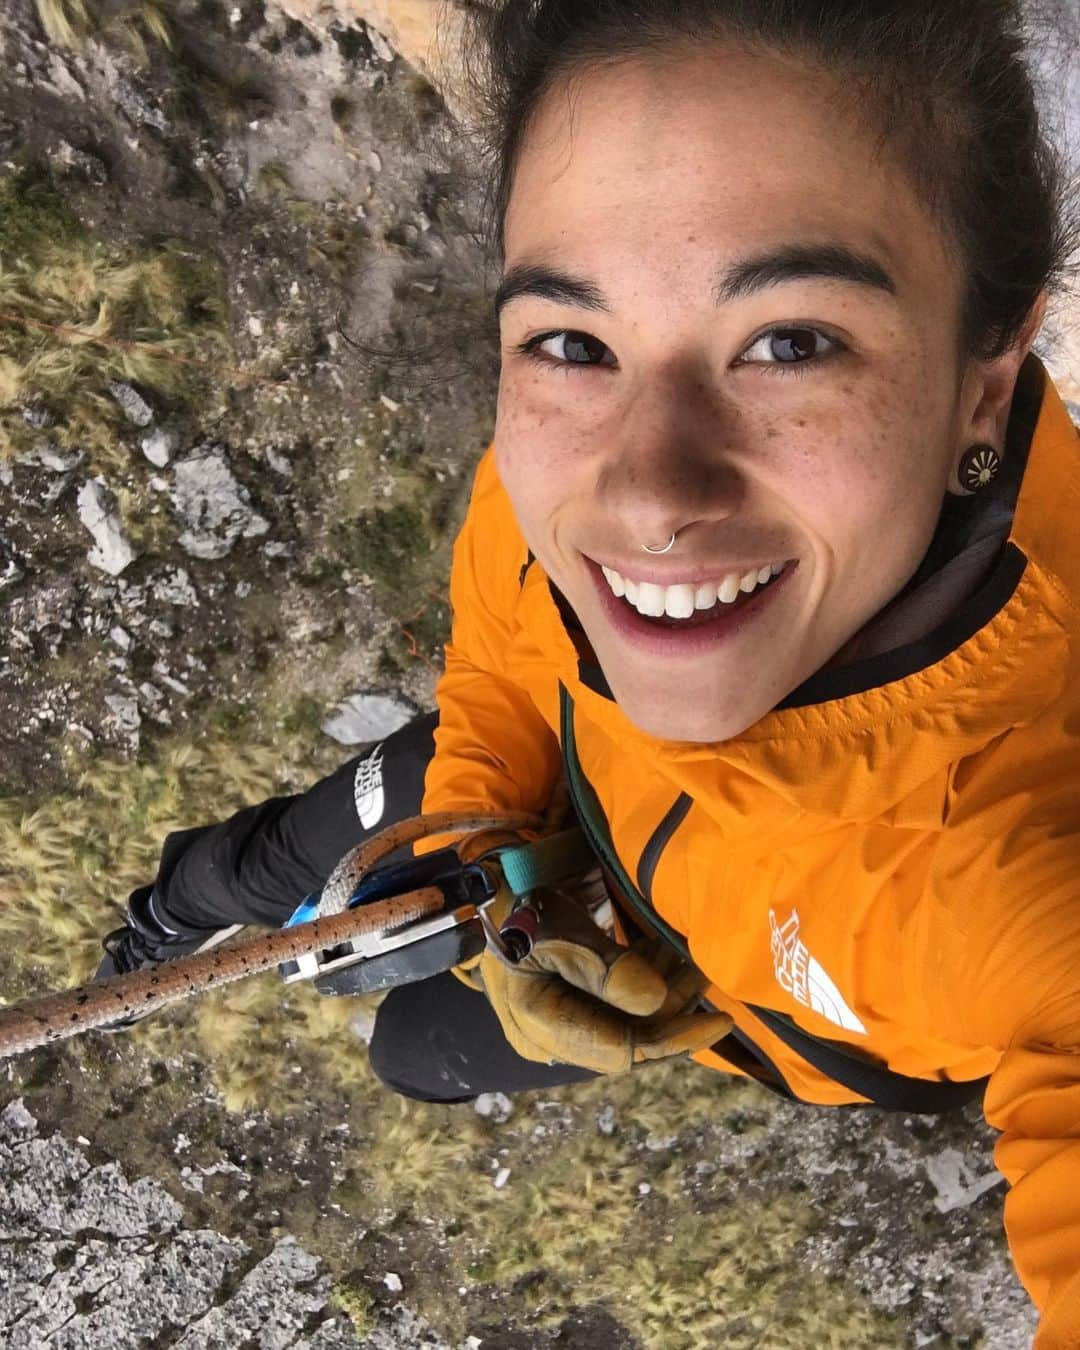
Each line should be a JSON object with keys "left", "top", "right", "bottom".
{"left": 559, "top": 685, "right": 990, "bottom": 1115}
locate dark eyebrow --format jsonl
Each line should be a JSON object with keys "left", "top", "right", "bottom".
{"left": 493, "top": 243, "right": 898, "bottom": 320}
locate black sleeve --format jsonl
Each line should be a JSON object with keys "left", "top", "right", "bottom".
{"left": 148, "top": 712, "right": 438, "bottom": 932}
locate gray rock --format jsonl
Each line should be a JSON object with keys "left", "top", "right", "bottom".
{"left": 112, "top": 79, "right": 171, "bottom": 135}
{"left": 170, "top": 445, "right": 270, "bottom": 560}
{"left": 104, "top": 692, "right": 141, "bottom": 745}
{"left": 77, "top": 479, "right": 138, "bottom": 576}
{"left": 172, "top": 1238, "right": 330, "bottom": 1349}
{"left": 107, "top": 381, "right": 155, "bottom": 428}
{"left": 152, "top": 566, "right": 198, "bottom": 607}
{"left": 321, "top": 693, "right": 416, "bottom": 746}
{"left": 0, "top": 536, "right": 24, "bottom": 594}
{"left": 473, "top": 1093, "right": 513, "bottom": 1124}
{"left": 265, "top": 446, "right": 293, "bottom": 477}
{"left": 47, "top": 137, "right": 108, "bottom": 185}
{"left": 20, "top": 401, "right": 53, "bottom": 429}
{"left": 140, "top": 425, "right": 181, "bottom": 468}
{"left": 1, "top": 441, "right": 83, "bottom": 512}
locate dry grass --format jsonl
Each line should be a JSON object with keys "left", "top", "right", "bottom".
{"left": 34, "top": 0, "right": 174, "bottom": 58}
{"left": 0, "top": 727, "right": 906, "bottom": 1347}
{"left": 33, "top": 0, "right": 94, "bottom": 48}
{"left": 0, "top": 171, "right": 228, "bottom": 469}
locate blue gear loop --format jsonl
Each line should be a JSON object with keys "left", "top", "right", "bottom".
{"left": 641, "top": 533, "right": 677, "bottom": 555}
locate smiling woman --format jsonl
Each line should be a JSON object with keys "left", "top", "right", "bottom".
{"left": 91, "top": 3, "right": 1080, "bottom": 1345}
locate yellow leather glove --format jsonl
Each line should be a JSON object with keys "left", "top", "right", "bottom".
{"left": 463, "top": 879, "right": 733, "bottom": 1076}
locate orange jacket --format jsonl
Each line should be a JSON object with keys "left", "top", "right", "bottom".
{"left": 422, "top": 355, "right": 1080, "bottom": 1347}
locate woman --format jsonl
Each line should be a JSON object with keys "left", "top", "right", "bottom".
{"left": 98, "top": 1, "right": 1080, "bottom": 1342}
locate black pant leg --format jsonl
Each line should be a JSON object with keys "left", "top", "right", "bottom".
{"left": 369, "top": 970, "right": 601, "bottom": 1102}
{"left": 156, "top": 712, "right": 439, "bottom": 931}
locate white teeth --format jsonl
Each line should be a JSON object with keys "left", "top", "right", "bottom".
{"left": 601, "top": 560, "right": 787, "bottom": 618}
{"left": 602, "top": 565, "right": 626, "bottom": 598}
{"left": 694, "top": 582, "right": 718, "bottom": 610}
{"left": 636, "top": 581, "right": 667, "bottom": 618}
{"left": 718, "top": 574, "right": 741, "bottom": 604}
{"left": 665, "top": 584, "right": 697, "bottom": 619}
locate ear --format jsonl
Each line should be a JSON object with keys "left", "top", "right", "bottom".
{"left": 952, "top": 292, "right": 1049, "bottom": 488}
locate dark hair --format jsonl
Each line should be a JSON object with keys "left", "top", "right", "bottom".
{"left": 451, "top": 0, "right": 1079, "bottom": 364}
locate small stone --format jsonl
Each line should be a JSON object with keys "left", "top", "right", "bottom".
{"left": 321, "top": 692, "right": 415, "bottom": 746}
{"left": 0, "top": 536, "right": 25, "bottom": 594}
{"left": 77, "top": 479, "right": 138, "bottom": 576}
{"left": 379, "top": 393, "right": 401, "bottom": 413}
{"left": 383, "top": 1271, "right": 402, "bottom": 1292}
{"left": 153, "top": 566, "right": 198, "bottom": 607}
{"left": 107, "top": 380, "right": 154, "bottom": 427}
{"left": 597, "top": 1104, "right": 616, "bottom": 1136}
{"left": 474, "top": 1093, "right": 513, "bottom": 1124}
{"left": 104, "top": 692, "right": 141, "bottom": 740}
{"left": 247, "top": 315, "right": 264, "bottom": 337}
{"left": 21, "top": 401, "right": 52, "bottom": 429}
{"left": 264, "top": 447, "right": 292, "bottom": 477}
{"left": 367, "top": 149, "right": 382, "bottom": 173}
{"left": 493, "top": 1167, "right": 511, "bottom": 1190}
{"left": 644, "top": 1133, "right": 677, "bottom": 1152}
{"left": 141, "top": 426, "right": 180, "bottom": 468}
{"left": 637, "top": 1182, "right": 652, "bottom": 1196}
{"left": 48, "top": 138, "right": 108, "bottom": 185}
{"left": 109, "top": 625, "right": 132, "bottom": 651}
{"left": 235, "top": 580, "right": 252, "bottom": 598}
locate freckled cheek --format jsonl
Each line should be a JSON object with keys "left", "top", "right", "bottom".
{"left": 780, "top": 432, "right": 908, "bottom": 557}
{"left": 494, "top": 392, "right": 595, "bottom": 540}
{"left": 496, "top": 386, "right": 596, "bottom": 482}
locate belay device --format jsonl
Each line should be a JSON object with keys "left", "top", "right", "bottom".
{"left": 278, "top": 846, "right": 494, "bottom": 996}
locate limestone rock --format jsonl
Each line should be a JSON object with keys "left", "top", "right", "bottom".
{"left": 77, "top": 478, "right": 138, "bottom": 577}
{"left": 170, "top": 445, "right": 270, "bottom": 560}
{"left": 321, "top": 692, "right": 416, "bottom": 744}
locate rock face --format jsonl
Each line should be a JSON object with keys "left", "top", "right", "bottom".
{"left": 277, "top": 0, "right": 469, "bottom": 111}
{"left": 0, "top": 1098, "right": 476, "bottom": 1350}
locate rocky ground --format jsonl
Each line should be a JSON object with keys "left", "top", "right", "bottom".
{"left": 0, "top": 1, "right": 1076, "bottom": 1346}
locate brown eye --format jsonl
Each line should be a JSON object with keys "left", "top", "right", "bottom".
{"left": 542, "top": 331, "right": 611, "bottom": 365}
{"left": 517, "top": 330, "right": 615, "bottom": 371}
{"left": 770, "top": 329, "right": 820, "bottom": 362}
{"left": 739, "top": 325, "right": 841, "bottom": 376}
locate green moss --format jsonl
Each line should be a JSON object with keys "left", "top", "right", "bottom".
{"left": 278, "top": 694, "right": 324, "bottom": 738}
{"left": 0, "top": 171, "right": 83, "bottom": 253}
{"left": 332, "top": 1280, "right": 377, "bottom": 1337}
{"left": 330, "top": 502, "right": 429, "bottom": 591}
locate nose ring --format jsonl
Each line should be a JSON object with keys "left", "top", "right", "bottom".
{"left": 641, "top": 534, "right": 677, "bottom": 555}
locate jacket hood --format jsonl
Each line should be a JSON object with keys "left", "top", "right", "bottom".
{"left": 516, "top": 354, "right": 1080, "bottom": 826}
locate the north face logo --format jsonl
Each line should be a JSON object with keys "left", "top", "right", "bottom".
{"left": 353, "top": 743, "right": 385, "bottom": 831}
{"left": 769, "top": 908, "right": 866, "bottom": 1035}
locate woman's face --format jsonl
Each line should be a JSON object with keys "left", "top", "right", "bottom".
{"left": 494, "top": 48, "right": 995, "bottom": 743}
